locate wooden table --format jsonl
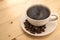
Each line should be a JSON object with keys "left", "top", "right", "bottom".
{"left": 0, "top": 0, "right": 60, "bottom": 40}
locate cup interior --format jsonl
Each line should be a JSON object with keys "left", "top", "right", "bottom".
{"left": 26, "top": 5, "right": 50, "bottom": 20}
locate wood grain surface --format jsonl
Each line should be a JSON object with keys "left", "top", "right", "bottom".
{"left": 0, "top": 0, "right": 60, "bottom": 40}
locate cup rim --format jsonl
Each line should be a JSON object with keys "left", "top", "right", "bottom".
{"left": 26, "top": 5, "right": 51, "bottom": 21}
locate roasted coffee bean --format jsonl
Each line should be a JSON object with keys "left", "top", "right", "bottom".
{"left": 10, "top": 21, "right": 13, "bottom": 24}
{"left": 35, "top": 27, "right": 38, "bottom": 30}
{"left": 28, "top": 29, "right": 31, "bottom": 31}
{"left": 12, "top": 38, "right": 16, "bottom": 40}
{"left": 30, "top": 30, "right": 35, "bottom": 34}
{"left": 25, "top": 26, "right": 28, "bottom": 28}
{"left": 36, "top": 28, "right": 42, "bottom": 34}
{"left": 44, "top": 26, "right": 46, "bottom": 29}
{"left": 8, "top": 35, "right": 11, "bottom": 37}
{"left": 41, "top": 29, "right": 45, "bottom": 32}
{"left": 26, "top": 20, "right": 29, "bottom": 23}
{"left": 29, "top": 25, "right": 33, "bottom": 28}
{"left": 38, "top": 26, "right": 42, "bottom": 29}
{"left": 39, "top": 25, "right": 46, "bottom": 29}
{"left": 25, "top": 27, "right": 29, "bottom": 30}
{"left": 42, "top": 29, "right": 45, "bottom": 32}
{"left": 42, "top": 26, "right": 46, "bottom": 29}
{"left": 24, "top": 19, "right": 46, "bottom": 34}
{"left": 25, "top": 20, "right": 30, "bottom": 26}
{"left": 37, "top": 31, "right": 42, "bottom": 34}
{"left": 24, "top": 22, "right": 29, "bottom": 27}
{"left": 34, "top": 27, "right": 38, "bottom": 32}
{"left": 26, "top": 20, "right": 28, "bottom": 22}
{"left": 29, "top": 27, "right": 35, "bottom": 34}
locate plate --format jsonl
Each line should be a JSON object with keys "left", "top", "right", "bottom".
{"left": 20, "top": 14, "right": 57, "bottom": 36}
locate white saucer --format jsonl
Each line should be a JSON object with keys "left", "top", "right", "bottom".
{"left": 20, "top": 14, "right": 57, "bottom": 36}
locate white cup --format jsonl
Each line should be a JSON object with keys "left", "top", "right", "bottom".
{"left": 26, "top": 5, "right": 58, "bottom": 26}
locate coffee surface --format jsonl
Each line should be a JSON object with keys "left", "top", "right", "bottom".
{"left": 27, "top": 5, "right": 50, "bottom": 20}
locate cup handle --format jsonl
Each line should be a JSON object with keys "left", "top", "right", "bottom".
{"left": 49, "top": 14, "right": 58, "bottom": 21}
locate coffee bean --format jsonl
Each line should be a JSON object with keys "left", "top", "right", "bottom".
{"left": 37, "top": 31, "right": 42, "bottom": 34}
{"left": 41, "top": 29, "right": 45, "bottom": 32}
{"left": 34, "top": 27, "right": 38, "bottom": 32}
{"left": 30, "top": 30, "right": 35, "bottom": 34}
{"left": 26, "top": 20, "right": 28, "bottom": 22}
{"left": 28, "top": 29, "right": 31, "bottom": 31}
{"left": 10, "top": 21, "right": 13, "bottom": 24}
{"left": 35, "top": 27, "right": 38, "bottom": 30}
{"left": 8, "top": 35, "right": 11, "bottom": 37}
{"left": 44, "top": 26, "right": 46, "bottom": 29}
{"left": 42, "top": 26, "right": 46, "bottom": 29}
{"left": 12, "top": 38, "right": 16, "bottom": 40}
{"left": 31, "top": 28, "right": 36, "bottom": 34}
{"left": 24, "top": 19, "right": 46, "bottom": 34}
{"left": 37, "top": 28, "right": 42, "bottom": 33}
{"left": 24, "top": 22, "right": 29, "bottom": 27}
{"left": 25, "top": 27, "right": 29, "bottom": 30}
{"left": 39, "top": 26, "right": 42, "bottom": 29}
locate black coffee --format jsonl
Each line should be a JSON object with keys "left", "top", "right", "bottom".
{"left": 27, "top": 5, "right": 50, "bottom": 20}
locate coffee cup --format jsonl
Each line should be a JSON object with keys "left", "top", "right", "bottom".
{"left": 26, "top": 5, "right": 58, "bottom": 26}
